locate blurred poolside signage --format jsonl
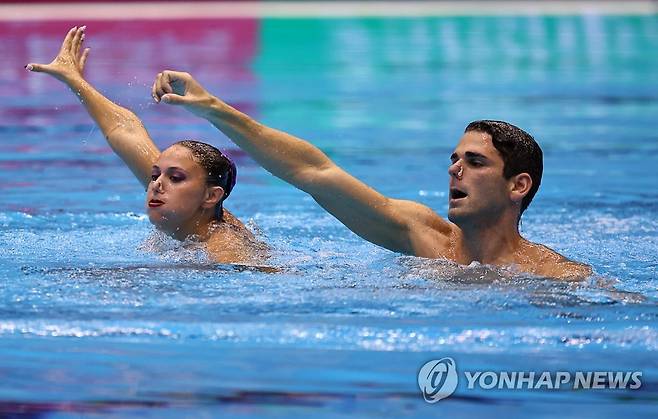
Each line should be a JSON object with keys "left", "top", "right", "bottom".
{"left": 418, "top": 357, "right": 642, "bottom": 403}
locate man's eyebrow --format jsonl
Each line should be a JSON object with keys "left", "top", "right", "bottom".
{"left": 450, "top": 151, "right": 488, "bottom": 161}
{"left": 464, "top": 151, "right": 488, "bottom": 160}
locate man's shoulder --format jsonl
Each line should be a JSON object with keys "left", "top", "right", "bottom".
{"left": 393, "top": 199, "right": 454, "bottom": 257}
{"left": 530, "top": 242, "right": 592, "bottom": 280}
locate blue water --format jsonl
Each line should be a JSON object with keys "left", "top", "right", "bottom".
{"left": 1, "top": 15, "right": 658, "bottom": 417}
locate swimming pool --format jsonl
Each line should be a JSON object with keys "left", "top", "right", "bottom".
{"left": 1, "top": 7, "right": 658, "bottom": 418}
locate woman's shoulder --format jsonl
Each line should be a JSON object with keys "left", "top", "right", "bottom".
{"left": 206, "top": 210, "right": 270, "bottom": 264}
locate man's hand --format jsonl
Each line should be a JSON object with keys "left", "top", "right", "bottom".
{"left": 152, "top": 70, "right": 214, "bottom": 118}
{"left": 26, "top": 26, "right": 90, "bottom": 84}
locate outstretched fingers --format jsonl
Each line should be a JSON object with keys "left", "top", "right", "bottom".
{"left": 25, "top": 25, "right": 89, "bottom": 79}
{"left": 72, "top": 26, "right": 86, "bottom": 58}
{"left": 79, "top": 48, "right": 91, "bottom": 72}
{"left": 25, "top": 63, "right": 48, "bottom": 73}
{"left": 59, "top": 26, "right": 78, "bottom": 56}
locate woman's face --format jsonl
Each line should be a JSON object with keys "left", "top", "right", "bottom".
{"left": 146, "top": 145, "right": 216, "bottom": 235}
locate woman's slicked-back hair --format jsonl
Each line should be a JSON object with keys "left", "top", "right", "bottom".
{"left": 174, "top": 140, "right": 237, "bottom": 220}
{"left": 465, "top": 120, "right": 543, "bottom": 220}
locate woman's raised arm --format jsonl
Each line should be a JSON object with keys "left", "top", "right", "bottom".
{"left": 26, "top": 26, "right": 159, "bottom": 188}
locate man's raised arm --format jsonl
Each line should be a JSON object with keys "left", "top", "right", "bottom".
{"left": 152, "top": 70, "right": 451, "bottom": 255}
{"left": 27, "top": 26, "right": 159, "bottom": 188}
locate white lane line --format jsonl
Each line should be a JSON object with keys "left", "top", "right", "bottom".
{"left": 0, "top": 1, "right": 656, "bottom": 21}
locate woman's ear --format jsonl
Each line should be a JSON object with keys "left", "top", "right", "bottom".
{"left": 202, "top": 186, "right": 225, "bottom": 209}
{"left": 509, "top": 173, "right": 532, "bottom": 204}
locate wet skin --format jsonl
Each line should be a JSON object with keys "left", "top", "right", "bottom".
{"left": 146, "top": 145, "right": 267, "bottom": 264}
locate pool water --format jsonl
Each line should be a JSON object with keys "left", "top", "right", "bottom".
{"left": 1, "top": 14, "right": 658, "bottom": 418}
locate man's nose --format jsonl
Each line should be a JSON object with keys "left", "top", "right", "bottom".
{"left": 448, "top": 161, "right": 462, "bottom": 178}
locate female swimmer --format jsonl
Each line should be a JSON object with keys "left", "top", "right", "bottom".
{"left": 26, "top": 26, "right": 266, "bottom": 264}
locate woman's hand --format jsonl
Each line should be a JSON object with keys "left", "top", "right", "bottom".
{"left": 26, "top": 26, "right": 90, "bottom": 84}
{"left": 152, "top": 70, "right": 215, "bottom": 118}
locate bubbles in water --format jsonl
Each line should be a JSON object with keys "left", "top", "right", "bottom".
{"left": 138, "top": 229, "right": 212, "bottom": 264}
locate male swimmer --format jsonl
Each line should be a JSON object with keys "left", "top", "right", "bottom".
{"left": 150, "top": 70, "right": 592, "bottom": 279}
{"left": 26, "top": 27, "right": 267, "bottom": 264}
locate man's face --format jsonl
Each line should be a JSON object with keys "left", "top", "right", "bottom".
{"left": 146, "top": 145, "right": 212, "bottom": 234}
{"left": 447, "top": 130, "right": 511, "bottom": 226}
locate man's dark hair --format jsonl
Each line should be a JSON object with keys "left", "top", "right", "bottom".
{"left": 464, "top": 120, "right": 543, "bottom": 220}
{"left": 175, "top": 140, "right": 237, "bottom": 221}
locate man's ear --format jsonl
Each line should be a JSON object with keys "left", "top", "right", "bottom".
{"left": 509, "top": 173, "right": 532, "bottom": 204}
{"left": 202, "top": 186, "right": 225, "bottom": 209}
